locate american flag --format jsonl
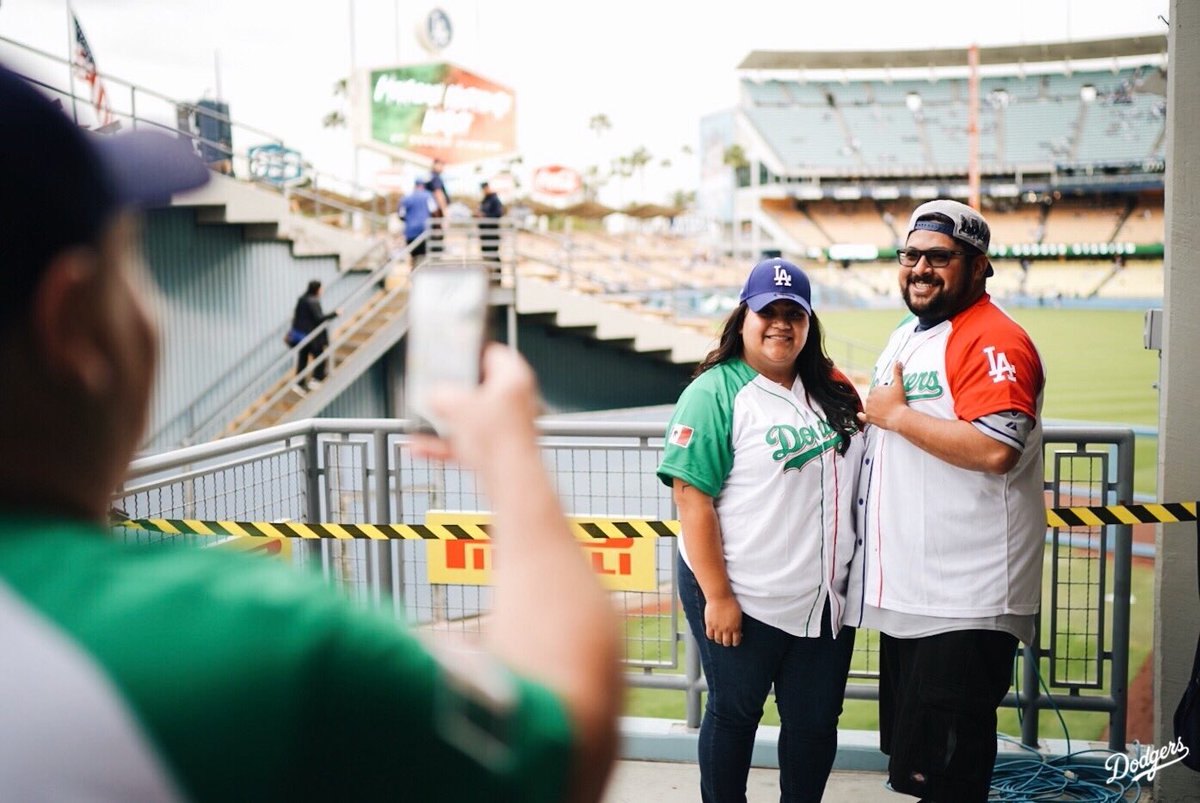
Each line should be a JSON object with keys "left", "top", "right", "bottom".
{"left": 71, "top": 11, "right": 113, "bottom": 127}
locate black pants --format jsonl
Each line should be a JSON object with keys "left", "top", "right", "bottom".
{"left": 297, "top": 340, "right": 328, "bottom": 385}
{"left": 879, "top": 630, "right": 1018, "bottom": 803}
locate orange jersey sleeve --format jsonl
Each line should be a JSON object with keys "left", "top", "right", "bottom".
{"left": 944, "top": 299, "right": 1044, "bottom": 422}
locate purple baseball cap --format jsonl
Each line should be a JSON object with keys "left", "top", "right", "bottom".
{"left": 739, "top": 257, "right": 813, "bottom": 314}
{"left": 0, "top": 64, "right": 210, "bottom": 323}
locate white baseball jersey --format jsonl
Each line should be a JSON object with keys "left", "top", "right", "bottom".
{"left": 845, "top": 294, "right": 1046, "bottom": 621}
{"left": 657, "top": 359, "right": 863, "bottom": 637}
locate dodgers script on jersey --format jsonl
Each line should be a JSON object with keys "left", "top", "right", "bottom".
{"left": 846, "top": 295, "right": 1046, "bottom": 620}
{"left": 657, "top": 360, "right": 863, "bottom": 637}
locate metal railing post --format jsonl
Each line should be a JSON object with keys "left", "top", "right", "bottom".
{"left": 303, "top": 427, "right": 324, "bottom": 569}
{"left": 367, "top": 429, "right": 394, "bottom": 612}
{"left": 1107, "top": 429, "right": 1135, "bottom": 751}
{"left": 1021, "top": 641, "right": 1041, "bottom": 748}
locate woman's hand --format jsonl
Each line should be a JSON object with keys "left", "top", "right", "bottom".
{"left": 704, "top": 594, "right": 743, "bottom": 647}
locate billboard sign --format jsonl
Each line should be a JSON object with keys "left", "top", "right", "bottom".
{"left": 360, "top": 62, "right": 516, "bottom": 164}
{"left": 531, "top": 164, "right": 584, "bottom": 207}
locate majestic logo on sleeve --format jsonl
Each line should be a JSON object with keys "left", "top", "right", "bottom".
{"left": 983, "top": 346, "right": 1017, "bottom": 383}
{"left": 669, "top": 424, "right": 694, "bottom": 448}
{"left": 901, "top": 370, "right": 944, "bottom": 401}
{"left": 766, "top": 421, "right": 841, "bottom": 472}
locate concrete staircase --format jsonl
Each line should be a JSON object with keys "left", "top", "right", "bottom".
{"left": 175, "top": 174, "right": 386, "bottom": 270}
{"left": 516, "top": 276, "right": 716, "bottom": 364}
{"left": 225, "top": 282, "right": 412, "bottom": 435}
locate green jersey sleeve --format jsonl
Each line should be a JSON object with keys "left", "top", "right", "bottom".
{"left": 0, "top": 519, "right": 573, "bottom": 803}
{"left": 656, "top": 360, "right": 755, "bottom": 498}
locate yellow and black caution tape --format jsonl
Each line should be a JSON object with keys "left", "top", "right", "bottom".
{"left": 113, "top": 512, "right": 683, "bottom": 541}
{"left": 113, "top": 503, "right": 1196, "bottom": 541}
{"left": 1045, "top": 501, "right": 1196, "bottom": 529}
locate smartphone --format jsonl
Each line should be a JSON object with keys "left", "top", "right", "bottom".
{"left": 404, "top": 264, "right": 490, "bottom": 434}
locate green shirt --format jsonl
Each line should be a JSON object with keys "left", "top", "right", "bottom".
{"left": 0, "top": 515, "right": 573, "bottom": 801}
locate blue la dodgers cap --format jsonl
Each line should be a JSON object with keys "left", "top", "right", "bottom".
{"left": 739, "top": 257, "right": 813, "bottom": 315}
{"left": 0, "top": 64, "right": 210, "bottom": 324}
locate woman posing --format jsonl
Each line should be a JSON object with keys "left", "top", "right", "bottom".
{"left": 657, "top": 258, "right": 863, "bottom": 803}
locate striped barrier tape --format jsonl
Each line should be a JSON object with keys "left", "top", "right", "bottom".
{"left": 112, "top": 502, "right": 1198, "bottom": 540}
{"left": 113, "top": 513, "right": 680, "bottom": 541}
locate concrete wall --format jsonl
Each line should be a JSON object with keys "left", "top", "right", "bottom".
{"left": 1154, "top": 1, "right": 1200, "bottom": 799}
{"left": 143, "top": 208, "right": 342, "bottom": 441}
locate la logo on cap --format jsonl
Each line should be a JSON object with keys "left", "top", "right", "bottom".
{"left": 773, "top": 264, "right": 792, "bottom": 287}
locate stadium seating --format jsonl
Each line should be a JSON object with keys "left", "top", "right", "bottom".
{"left": 738, "top": 65, "right": 1163, "bottom": 174}
{"left": 806, "top": 200, "right": 895, "bottom": 247}
{"left": 1116, "top": 199, "right": 1164, "bottom": 243}
{"left": 1043, "top": 198, "right": 1128, "bottom": 244}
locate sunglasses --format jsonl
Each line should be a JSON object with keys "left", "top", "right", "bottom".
{"left": 897, "top": 248, "right": 969, "bottom": 268}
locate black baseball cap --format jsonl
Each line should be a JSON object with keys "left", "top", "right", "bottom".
{"left": 0, "top": 64, "right": 210, "bottom": 324}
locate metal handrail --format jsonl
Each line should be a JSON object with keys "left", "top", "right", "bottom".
{"left": 143, "top": 266, "right": 372, "bottom": 447}
{"left": 0, "top": 34, "right": 393, "bottom": 232}
{"left": 120, "top": 420, "right": 1138, "bottom": 752}
{"left": 187, "top": 233, "right": 427, "bottom": 442}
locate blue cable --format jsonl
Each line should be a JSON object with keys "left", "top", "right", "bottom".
{"left": 989, "top": 652, "right": 1140, "bottom": 801}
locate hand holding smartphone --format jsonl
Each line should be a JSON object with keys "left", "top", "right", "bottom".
{"left": 404, "top": 264, "right": 490, "bottom": 435}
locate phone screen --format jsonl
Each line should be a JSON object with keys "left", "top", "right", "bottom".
{"left": 404, "top": 264, "right": 490, "bottom": 434}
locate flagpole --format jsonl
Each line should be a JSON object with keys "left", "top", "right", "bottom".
{"left": 64, "top": 0, "right": 79, "bottom": 123}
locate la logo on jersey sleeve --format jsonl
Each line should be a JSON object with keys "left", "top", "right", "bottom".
{"left": 669, "top": 424, "right": 695, "bottom": 448}
{"left": 983, "top": 345, "right": 1017, "bottom": 383}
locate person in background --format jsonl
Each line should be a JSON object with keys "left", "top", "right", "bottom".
{"left": 478, "top": 180, "right": 504, "bottom": 263}
{"left": 657, "top": 257, "right": 863, "bottom": 803}
{"left": 848, "top": 199, "right": 1046, "bottom": 803}
{"left": 400, "top": 178, "right": 433, "bottom": 268}
{"left": 426, "top": 157, "right": 450, "bottom": 255}
{"left": 0, "top": 64, "right": 621, "bottom": 802}
{"left": 291, "top": 279, "right": 339, "bottom": 392}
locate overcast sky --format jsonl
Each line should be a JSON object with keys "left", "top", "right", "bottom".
{"left": 1, "top": 0, "right": 1170, "bottom": 203}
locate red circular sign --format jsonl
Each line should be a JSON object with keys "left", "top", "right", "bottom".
{"left": 532, "top": 165, "right": 582, "bottom": 196}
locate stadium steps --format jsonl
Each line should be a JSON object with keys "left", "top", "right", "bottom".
{"left": 798, "top": 203, "right": 835, "bottom": 245}
{"left": 1068, "top": 101, "right": 1089, "bottom": 163}
{"left": 224, "top": 284, "right": 412, "bottom": 434}
{"left": 515, "top": 276, "right": 714, "bottom": 365}
{"left": 177, "top": 173, "right": 386, "bottom": 271}
{"left": 915, "top": 109, "right": 934, "bottom": 166}
{"left": 832, "top": 105, "right": 866, "bottom": 171}
{"left": 1110, "top": 197, "right": 1138, "bottom": 242}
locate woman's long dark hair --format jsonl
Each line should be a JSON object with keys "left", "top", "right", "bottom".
{"left": 693, "top": 303, "right": 861, "bottom": 455}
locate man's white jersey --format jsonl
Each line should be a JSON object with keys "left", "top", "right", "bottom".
{"left": 657, "top": 359, "right": 863, "bottom": 637}
{"left": 846, "top": 295, "right": 1046, "bottom": 621}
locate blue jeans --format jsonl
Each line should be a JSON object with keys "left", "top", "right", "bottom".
{"left": 678, "top": 556, "right": 856, "bottom": 803}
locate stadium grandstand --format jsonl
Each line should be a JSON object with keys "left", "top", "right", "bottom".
{"left": 701, "top": 34, "right": 1167, "bottom": 309}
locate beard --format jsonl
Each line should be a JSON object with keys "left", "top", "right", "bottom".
{"left": 902, "top": 273, "right": 972, "bottom": 319}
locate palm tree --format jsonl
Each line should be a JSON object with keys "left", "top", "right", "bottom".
{"left": 588, "top": 113, "right": 612, "bottom": 138}
{"left": 322, "top": 78, "right": 349, "bottom": 129}
{"left": 723, "top": 144, "right": 751, "bottom": 187}
{"left": 670, "top": 189, "right": 696, "bottom": 211}
{"left": 628, "top": 146, "right": 652, "bottom": 200}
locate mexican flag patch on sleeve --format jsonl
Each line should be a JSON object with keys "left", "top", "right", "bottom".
{"left": 669, "top": 424, "right": 694, "bottom": 448}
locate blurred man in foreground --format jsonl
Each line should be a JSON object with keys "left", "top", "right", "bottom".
{"left": 0, "top": 65, "right": 620, "bottom": 802}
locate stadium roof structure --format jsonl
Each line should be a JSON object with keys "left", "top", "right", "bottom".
{"left": 738, "top": 35, "right": 1167, "bottom": 72}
